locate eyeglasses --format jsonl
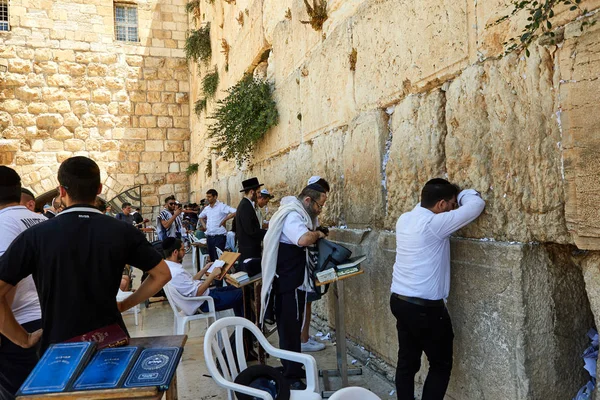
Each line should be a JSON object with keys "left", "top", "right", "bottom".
{"left": 168, "top": 202, "right": 176, "bottom": 206}
{"left": 311, "top": 199, "right": 325, "bottom": 210}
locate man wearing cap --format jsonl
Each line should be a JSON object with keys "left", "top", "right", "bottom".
{"left": 235, "top": 178, "right": 267, "bottom": 265}
{"left": 199, "top": 189, "right": 236, "bottom": 262}
{"left": 0, "top": 167, "right": 47, "bottom": 397}
{"left": 0, "top": 157, "right": 172, "bottom": 357}
{"left": 256, "top": 189, "right": 274, "bottom": 229}
{"left": 260, "top": 183, "right": 328, "bottom": 387}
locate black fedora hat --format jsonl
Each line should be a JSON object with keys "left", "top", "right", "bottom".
{"left": 240, "top": 177, "right": 264, "bottom": 192}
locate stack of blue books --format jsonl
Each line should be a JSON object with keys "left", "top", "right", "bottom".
{"left": 17, "top": 343, "right": 183, "bottom": 396}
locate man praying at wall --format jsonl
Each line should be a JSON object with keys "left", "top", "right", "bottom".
{"left": 390, "top": 178, "right": 485, "bottom": 400}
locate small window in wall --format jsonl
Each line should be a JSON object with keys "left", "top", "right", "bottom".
{"left": 0, "top": 0, "right": 9, "bottom": 32}
{"left": 114, "top": 3, "right": 138, "bottom": 42}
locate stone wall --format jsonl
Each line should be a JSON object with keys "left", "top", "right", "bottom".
{"left": 189, "top": 0, "right": 600, "bottom": 398}
{"left": 0, "top": 0, "right": 191, "bottom": 216}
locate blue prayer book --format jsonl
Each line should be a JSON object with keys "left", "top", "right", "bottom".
{"left": 123, "top": 347, "right": 183, "bottom": 390}
{"left": 71, "top": 346, "right": 141, "bottom": 391}
{"left": 17, "top": 341, "right": 96, "bottom": 396}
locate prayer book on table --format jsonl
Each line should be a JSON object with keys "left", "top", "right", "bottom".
{"left": 17, "top": 342, "right": 96, "bottom": 396}
{"left": 123, "top": 347, "right": 183, "bottom": 390}
{"left": 64, "top": 323, "right": 129, "bottom": 349}
{"left": 335, "top": 255, "right": 366, "bottom": 270}
{"left": 229, "top": 271, "right": 249, "bottom": 284}
{"left": 71, "top": 346, "right": 141, "bottom": 391}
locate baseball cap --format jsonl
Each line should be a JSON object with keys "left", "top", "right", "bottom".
{"left": 259, "top": 188, "right": 274, "bottom": 199}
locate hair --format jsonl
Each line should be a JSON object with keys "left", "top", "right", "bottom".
{"left": 314, "top": 178, "right": 330, "bottom": 192}
{"left": 57, "top": 157, "right": 101, "bottom": 203}
{"left": 98, "top": 203, "right": 107, "bottom": 212}
{"left": 206, "top": 189, "right": 218, "bottom": 197}
{"left": 0, "top": 166, "right": 21, "bottom": 206}
{"left": 136, "top": 207, "right": 140, "bottom": 211}
{"left": 298, "top": 185, "right": 325, "bottom": 203}
{"left": 420, "top": 178, "right": 460, "bottom": 208}
{"left": 164, "top": 195, "right": 176, "bottom": 204}
{"left": 21, "top": 187, "right": 35, "bottom": 200}
{"left": 122, "top": 202, "right": 131, "bottom": 209}
{"left": 162, "top": 237, "right": 182, "bottom": 258}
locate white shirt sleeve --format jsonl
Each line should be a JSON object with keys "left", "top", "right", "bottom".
{"left": 427, "top": 189, "right": 485, "bottom": 239}
{"left": 282, "top": 212, "right": 309, "bottom": 246}
{"left": 226, "top": 204, "right": 236, "bottom": 214}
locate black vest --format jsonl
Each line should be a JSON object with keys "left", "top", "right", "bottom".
{"left": 275, "top": 243, "right": 306, "bottom": 293}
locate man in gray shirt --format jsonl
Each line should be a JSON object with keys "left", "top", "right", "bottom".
{"left": 116, "top": 202, "right": 135, "bottom": 226}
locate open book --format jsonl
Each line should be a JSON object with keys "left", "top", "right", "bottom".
{"left": 336, "top": 255, "right": 366, "bottom": 270}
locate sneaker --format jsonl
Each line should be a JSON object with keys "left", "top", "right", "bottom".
{"left": 301, "top": 338, "right": 326, "bottom": 352}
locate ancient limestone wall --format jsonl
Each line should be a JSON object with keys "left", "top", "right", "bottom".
{"left": 190, "top": 0, "right": 600, "bottom": 398}
{"left": 0, "top": 0, "right": 191, "bottom": 216}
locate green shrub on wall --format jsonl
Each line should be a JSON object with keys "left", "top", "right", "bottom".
{"left": 194, "top": 98, "right": 207, "bottom": 117}
{"left": 207, "top": 75, "right": 279, "bottom": 166}
{"left": 202, "top": 68, "right": 219, "bottom": 98}
{"left": 185, "top": 23, "right": 211, "bottom": 63}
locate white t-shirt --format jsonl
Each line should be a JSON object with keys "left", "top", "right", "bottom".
{"left": 0, "top": 205, "right": 47, "bottom": 324}
{"left": 165, "top": 260, "right": 208, "bottom": 316}
{"left": 198, "top": 201, "right": 236, "bottom": 236}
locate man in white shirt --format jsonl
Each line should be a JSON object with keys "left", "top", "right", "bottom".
{"left": 390, "top": 178, "right": 485, "bottom": 400}
{"left": 0, "top": 167, "right": 48, "bottom": 397}
{"left": 162, "top": 237, "right": 242, "bottom": 317}
{"left": 198, "top": 189, "right": 236, "bottom": 262}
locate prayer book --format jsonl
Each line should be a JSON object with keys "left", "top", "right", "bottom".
{"left": 207, "top": 259, "right": 225, "bottom": 274}
{"left": 64, "top": 323, "right": 129, "bottom": 349}
{"left": 72, "top": 346, "right": 141, "bottom": 391}
{"left": 17, "top": 342, "right": 96, "bottom": 396}
{"left": 336, "top": 255, "right": 367, "bottom": 270}
{"left": 123, "top": 347, "right": 183, "bottom": 390}
{"left": 229, "top": 271, "right": 249, "bottom": 284}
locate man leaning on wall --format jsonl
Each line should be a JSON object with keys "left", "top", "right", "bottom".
{"left": 390, "top": 178, "right": 485, "bottom": 400}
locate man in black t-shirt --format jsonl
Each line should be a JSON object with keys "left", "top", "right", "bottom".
{"left": 0, "top": 157, "right": 172, "bottom": 353}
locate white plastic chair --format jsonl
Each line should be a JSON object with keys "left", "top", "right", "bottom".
{"left": 328, "top": 387, "right": 381, "bottom": 399}
{"left": 163, "top": 283, "right": 217, "bottom": 335}
{"left": 116, "top": 290, "right": 140, "bottom": 326}
{"left": 204, "top": 317, "right": 321, "bottom": 400}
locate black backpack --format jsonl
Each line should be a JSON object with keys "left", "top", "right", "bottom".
{"left": 307, "top": 239, "right": 353, "bottom": 296}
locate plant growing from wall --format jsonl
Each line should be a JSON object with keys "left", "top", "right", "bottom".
{"left": 301, "top": 0, "right": 328, "bottom": 31}
{"left": 221, "top": 39, "right": 230, "bottom": 71}
{"left": 207, "top": 75, "right": 279, "bottom": 166}
{"left": 185, "top": 0, "right": 201, "bottom": 24}
{"left": 349, "top": 48, "right": 357, "bottom": 71}
{"left": 186, "top": 163, "right": 199, "bottom": 176}
{"left": 236, "top": 11, "right": 244, "bottom": 26}
{"left": 194, "top": 98, "right": 207, "bottom": 117}
{"left": 205, "top": 158, "right": 212, "bottom": 177}
{"left": 202, "top": 68, "right": 219, "bottom": 98}
{"left": 495, "top": 0, "right": 594, "bottom": 56}
{"left": 185, "top": 23, "right": 211, "bottom": 63}
{"left": 285, "top": 8, "right": 292, "bottom": 20}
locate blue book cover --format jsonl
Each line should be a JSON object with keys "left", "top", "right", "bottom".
{"left": 17, "top": 341, "right": 96, "bottom": 396}
{"left": 123, "top": 347, "right": 183, "bottom": 390}
{"left": 72, "top": 346, "right": 141, "bottom": 391}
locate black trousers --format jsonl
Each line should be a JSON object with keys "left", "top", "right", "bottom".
{"left": 0, "top": 319, "right": 42, "bottom": 399}
{"left": 275, "top": 288, "right": 306, "bottom": 380}
{"left": 206, "top": 234, "right": 226, "bottom": 262}
{"left": 390, "top": 295, "right": 454, "bottom": 400}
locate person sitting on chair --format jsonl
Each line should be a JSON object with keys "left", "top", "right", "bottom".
{"left": 163, "top": 237, "right": 243, "bottom": 317}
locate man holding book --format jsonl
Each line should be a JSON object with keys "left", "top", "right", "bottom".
{"left": 0, "top": 157, "right": 172, "bottom": 356}
{"left": 163, "top": 237, "right": 243, "bottom": 317}
{"left": 390, "top": 178, "right": 485, "bottom": 400}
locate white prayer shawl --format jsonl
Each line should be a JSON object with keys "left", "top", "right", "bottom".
{"left": 259, "top": 196, "right": 313, "bottom": 324}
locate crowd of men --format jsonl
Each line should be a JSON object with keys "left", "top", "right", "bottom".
{"left": 0, "top": 155, "right": 485, "bottom": 400}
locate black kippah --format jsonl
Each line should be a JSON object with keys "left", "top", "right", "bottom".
{"left": 306, "top": 183, "right": 325, "bottom": 193}
{"left": 0, "top": 166, "right": 21, "bottom": 187}
{"left": 163, "top": 237, "right": 176, "bottom": 249}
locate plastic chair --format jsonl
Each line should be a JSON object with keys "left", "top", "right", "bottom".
{"left": 204, "top": 317, "right": 321, "bottom": 400}
{"left": 328, "top": 387, "right": 381, "bottom": 399}
{"left": 163, "top": 283, "right": 217, "bottom": 335}
{"left": 116, "top": 290, "right": 140, "bottom": 326}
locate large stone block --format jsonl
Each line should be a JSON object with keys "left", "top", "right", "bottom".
{"left": 351, "top": 0, "right": 468, "bottom": 110}
{"left": 384, "top": 90, "right": 447, "bottom": 229}
{"left": 558, "top": 21, "right": 600, "bottom": 250}
{"left": 445, "top": 46, "right": 569, "bottom": 243}
{"left": 342, "top": 111, "right": 386, "bottom": 227}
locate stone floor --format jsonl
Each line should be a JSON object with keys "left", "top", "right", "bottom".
{"left": 121, "top": 253, "right": 397, "bottom": 399}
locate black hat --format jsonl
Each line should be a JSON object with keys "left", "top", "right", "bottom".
{"left": 240, "top": 177, "right": 264, "bottom": 192}
{"left": 233, "top": 364, "right": 290, "bottom": 400}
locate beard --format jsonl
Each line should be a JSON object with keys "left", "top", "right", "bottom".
{"left": 302, "top": 201, "right": 318, "bottom": 218}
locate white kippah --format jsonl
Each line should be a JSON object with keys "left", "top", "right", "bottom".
{"left": 307, "top": 175, "right": 321, "bottom": 185}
